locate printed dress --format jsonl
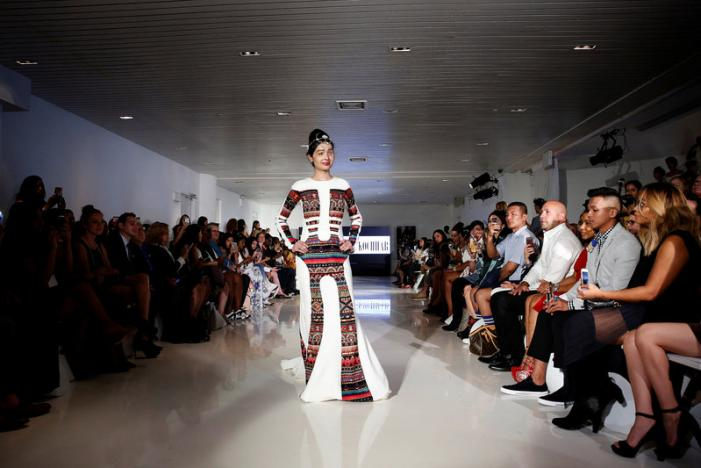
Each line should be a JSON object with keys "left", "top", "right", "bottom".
{"left": 276, "top": 177, "right": 390, "bottom": 402}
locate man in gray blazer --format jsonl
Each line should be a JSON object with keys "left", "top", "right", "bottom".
{"left": 548, "top": 187, "right": 642, "bottom": 430}
{"left": 501, "top": 187, "right": 641, "bottom": 403}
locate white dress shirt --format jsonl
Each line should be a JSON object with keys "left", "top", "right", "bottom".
{"left": 522, "top": 222, "right": 582, "bottom": 289}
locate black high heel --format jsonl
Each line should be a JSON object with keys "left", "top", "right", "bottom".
{"left": 553, "top": 381, "right": 624, "bottom": 433}
{"left": 655, "top": 407, "right": 701, "bottom": 461}
{"left": 611, "top": 412, "right": 659, "bottom": 458}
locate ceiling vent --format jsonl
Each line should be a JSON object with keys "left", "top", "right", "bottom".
{"left": 348, "top": 157, "right": 368, "bottom": 163}
{"left": 336, "top": 100, "right": 367, "bottom": 111}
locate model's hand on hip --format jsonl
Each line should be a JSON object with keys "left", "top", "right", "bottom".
{"left": 339, "top": 240, "right": 353, "bottom": 252}
{"left": 292, "top": 241, "right": 308, "bottom": 255}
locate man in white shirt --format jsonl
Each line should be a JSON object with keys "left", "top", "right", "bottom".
{"left": 487, "top": 201, "right": 581, "bottom": 371}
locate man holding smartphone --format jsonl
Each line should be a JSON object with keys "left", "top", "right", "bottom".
{"left": 486, "top": 201, "right": 581, "bottom": 372}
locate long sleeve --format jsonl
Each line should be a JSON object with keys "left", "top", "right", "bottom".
{"left": 276, "top": 189, "right": 301, "bottom": 248}
{"left": 343, "top": 187, "right": 363, "bottom": 246}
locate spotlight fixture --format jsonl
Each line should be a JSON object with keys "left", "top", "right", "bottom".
{"left": 590, "top": 129, "right": 625, "bottom": 166}
{"left": 239, "top": 51, "right": 260, "bottom": 57}
{"left": 473, "top": 186, "right": 499, "bottom": 201}
{"left": 469, "top": 172, "right": 495, "bottom": 189}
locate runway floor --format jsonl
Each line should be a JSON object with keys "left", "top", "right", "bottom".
{"left": 1, "top": 276, "right": 699, "bottom": 468}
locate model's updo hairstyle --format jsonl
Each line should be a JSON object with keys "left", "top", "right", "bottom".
{"left": 306, "top": 128, "right": 334, "bottom": 156}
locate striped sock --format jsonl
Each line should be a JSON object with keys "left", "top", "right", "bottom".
{"left": 482, "top": 315, "right": 495, "bottom": 326}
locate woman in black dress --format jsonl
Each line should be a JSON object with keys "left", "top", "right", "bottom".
{"left": 574, "top": 183, "right": 701, "bottom": 459}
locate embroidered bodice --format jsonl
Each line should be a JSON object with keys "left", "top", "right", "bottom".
{"left": 276, "top": 177, "right": 362, "bottom": 248}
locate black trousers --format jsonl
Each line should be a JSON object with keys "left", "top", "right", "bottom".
{"left": 491, "top": 290, "right": 538, "bottom": 359}
{"left": 449, "top": 277, "right": 473, "bottom": 325}
{"left": 527, "top": 310, "right": 569, "bottom": 368}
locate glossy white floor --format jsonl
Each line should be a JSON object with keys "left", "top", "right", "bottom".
{"left": 1, "top": 277, "right": 699, "bottom": 468}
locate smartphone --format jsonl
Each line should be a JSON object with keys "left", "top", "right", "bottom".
{"left": 580, "top": 269, "right": 590, "bottom": 288}
{"left": 526, "top": 237, "right": 535, "bottom": 248}
{"left": 54, "top": 187, "right": 63, "bottom": 196}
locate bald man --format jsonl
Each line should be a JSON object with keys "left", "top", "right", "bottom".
{"left": 486, "top": 200, "right": 583, "bottom": 372}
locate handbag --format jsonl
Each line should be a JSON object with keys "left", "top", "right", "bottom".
{"left": 584, "top": 299, "right": 621, "bottom": 311}
{"left": 469, "top": 323, "right": 499, "bottom": 357}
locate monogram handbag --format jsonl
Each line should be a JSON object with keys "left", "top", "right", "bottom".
{"left": 469, "top": 322, "right": 499, "bottom": 357}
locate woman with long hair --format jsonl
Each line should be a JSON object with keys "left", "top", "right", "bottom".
{"left": 563, "top": 183, "right": 701, "bottom": 458}
{"left": 276, "top": 128, "right": 390, "bottom": 402}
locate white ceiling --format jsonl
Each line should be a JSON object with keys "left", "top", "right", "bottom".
{"left": 1, "top": 0, "right": 700, "bottom": 203}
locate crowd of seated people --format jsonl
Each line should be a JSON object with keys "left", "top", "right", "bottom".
{"left": 415, "top": 158, "right": 701, "bottom": 460}
{"left": 0, "top": 175, "right": 298, "bottom": 432}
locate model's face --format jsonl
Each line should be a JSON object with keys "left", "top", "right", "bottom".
{"left": 577, "top": 213, "right": 595, "bottom": 241}
{"left": 506, "top": 206, "right": 527, "bottom": 230}
{"left": 85, "top": 212, "right": 104, "bottom": 237}
{"left": 308, "top": 142, "right": 334, "bottom": 171}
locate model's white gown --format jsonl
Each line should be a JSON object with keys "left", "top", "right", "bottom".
{"left": 277, "top": 177, "right": 390, "bottom": 402}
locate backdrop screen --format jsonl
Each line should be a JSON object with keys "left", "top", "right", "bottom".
{"left": 343, "top": 226, "right": 391, "bottom": 275}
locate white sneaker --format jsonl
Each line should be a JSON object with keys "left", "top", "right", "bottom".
{"left": 443, "top": 316, "right": 452, "bottom": 325}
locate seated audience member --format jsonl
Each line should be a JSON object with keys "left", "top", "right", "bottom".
{"left": 436, "top": 224, "right": 472, "bottom": 319}
{"left": 530, "top": 198, "right": 545, "bottom": 240}
{"left": 539, "top": 188, "right": 640, "bottom": 432}
{"left": 670, "top": 175, "right": 698, "bottom": 212}
{"left": 473, "top": 202, "right": 537, "bottom": 360}
{"left": 653, "top": 166, "right": 666, "bottom": 183}
{"left": 684, "top": 158, "right": 698, "bottom": 184}
{"left": 501, "top": 210, "right": 594, "bottom": 391}
{"left": 78, "top": 209, "right": 160, "bottom": 357}
{"left": 455, "top": 211, "right": 510, "bottom": 340}
{"left": 268, "top": 237, "right": 296, "bottom": 295}
{"left": 495, "top": 200, "right": 507, "bottom": 212}
{"left": 665, "top": 156, "right": 683, "bottom": 180}
{"left": 225, "top": 218, "right": 238, "bottom": 236}
{"left": 442, "top": 221, "right": 484, "bottom": 330}
{"left": 624, "top": 180, "right": 642, "bottom": 200}
{"left": 196, "top": 216, "right": 208, "bottom": 227}
{"left": 625, "top": 215, "right": 641, "bottom": 235}
{"left": 571, "top": 184, "right": 700, "bottom": 459}
{"left": 250, "top": 220, "right": 262, "bottom": 238}
{"left": 394, "top": 236, "right": 415, "bottom": 288}
{"left": 423, "top": 229, "right": 452, "bottom": 315}
{"left": 486, "top": 201, "right": 581, "bottom": 372}
{"left": 172, "top": 214, "right": 190, "bottom": 247}
{"left": 236, "top": 219, "right": 249, "bottom": 240}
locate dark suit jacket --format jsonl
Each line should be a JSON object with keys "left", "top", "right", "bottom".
{"left": 105, "top": 231, "right": 149, "bottom": 276}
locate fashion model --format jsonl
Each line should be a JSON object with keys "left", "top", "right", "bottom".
{"left": 276, "top": 129, "right": 390, "bottom": 402}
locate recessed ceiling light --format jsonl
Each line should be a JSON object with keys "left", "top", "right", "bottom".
{"left": 336, "top": 100, "right": 367, "bottom": 111}
{"left": 510, "top": 107, "right": 528, "bottom": 113}
{"left": 461, "top": 159, "right": 471, "bottom": 162}
{"left": 380, "top": 143, "right": 392, "bottom": 147}
{"left": 349, "top": 157, "right": 368, "bottom": 163}
{"left": 176, "top": 146, "right": 188, "bottom": 150}
{"left": 16, "top": 59, "right": 38, "bottom": 65}
{"left": 233, "top": 180, "right": 244, "bottom": 184}
{"left": 240, "top": 51, "right": 260, "bottom": 57}
{"left": 573, "top": 44, "right": 597, "bottom": 51}
{"left": 441, "top": 179, "right": 449, "bottom": 182}
{"left": 276, "top": 111, "right": 292, "bottom": 116}
{"left": 215, "top": 112, "right": 225, "bottom": 117}
{"left": 390, "top": 46, "right": 412, "bottom": 53}
{"left": 476, "top": 142, "right": 489, "bottom": 146}
{"left": 119, "top": 115, "right": 134, "bottom": 120}
{"left": 383, "top": 109, "right": 399, "bottom": 114}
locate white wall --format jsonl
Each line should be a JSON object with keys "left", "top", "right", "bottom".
{"left": 562, "top": 157, "right": 663, "bottom": 221}
{"left": 0, "top": 96, "right": 245, "bottom": 226}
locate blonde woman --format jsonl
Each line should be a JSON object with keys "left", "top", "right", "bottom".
{"left": 574, "top": 183, "right": 701, "bottom": 458}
